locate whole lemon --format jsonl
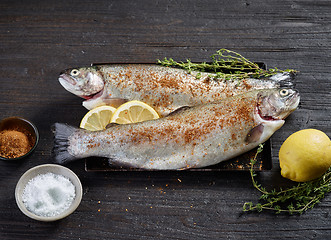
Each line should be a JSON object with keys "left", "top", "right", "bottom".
{"left": 279, "top": 129, "right": 331, "bottom": 182}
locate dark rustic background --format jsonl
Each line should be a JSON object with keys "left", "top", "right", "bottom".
{"left": 1, "top": 0, "right": 331, "bottom": 239}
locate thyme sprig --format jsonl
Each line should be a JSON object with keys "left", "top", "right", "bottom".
{"left": 243, "top": 144, "right": 331, "bottom": 214}
{"left": 157, "top": 49, "right": 297, "bottom": 80}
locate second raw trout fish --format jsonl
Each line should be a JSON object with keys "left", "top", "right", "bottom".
{"left": 53, "top": 88, "right": 299, "bottom": 170}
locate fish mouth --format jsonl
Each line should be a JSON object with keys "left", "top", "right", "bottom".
{"left": 59, "top": 74, "right": 76, "bottom": 86}
{"left": 257, "top": 91, "right": 300, "bottom": 121}
{"left": 59, "top": 73, "right": 104, "bottom": 100}
{"left": 257, "top": 109, "right": 279, "bottom": 121}
{"left": 80, "top": 88, "right": 104, "bottom": 100}
{"left": 59, "top": 74, "right": 77, "bottom": 93}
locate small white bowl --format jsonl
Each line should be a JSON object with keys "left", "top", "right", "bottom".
{"left": 15, "top": 164, "right": 83, "bottom": 221}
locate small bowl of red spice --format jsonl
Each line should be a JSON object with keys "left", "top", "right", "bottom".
{"left": 0, "top": 117, "right": 39, "bottom": 160}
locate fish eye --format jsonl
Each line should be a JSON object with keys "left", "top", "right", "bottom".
{"left": 279, "top": 89, "right": 289, "bottom": 97}
{"left": 70, "top": 69, "right": 80, "bottom": 76}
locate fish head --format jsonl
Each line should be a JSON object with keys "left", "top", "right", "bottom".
{"left": 257, "top": 88, "right": 300, "bottom": 121}
{"left": 245, "top": 88, "right": 300, "bottom": 144}
{"left": 59, "top": 67, "right": 105, "bottom": 100}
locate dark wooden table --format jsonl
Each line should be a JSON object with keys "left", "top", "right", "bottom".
{"left": 1, "top": 1, "right": 331, "bottom": 239}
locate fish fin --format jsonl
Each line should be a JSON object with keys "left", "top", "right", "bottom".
{"left": 166, "top": 106, "right": 192, "bottom": 117}
{"left": 245, "top": 124, "right": 264, "bottom": 143}
{"left": 102, "top": 98, "right": 128, "bottom": 108}
{"left": 269, "top": 72, "right": 295, "bottom": 88}
{"left": 105, "top": 122, "right": 120, "bottom": 129}
{"left": 108, "top": 158, "right": 139, "bottom": 169}
{"left": 83, "top": 98, "right": 128, "bottom": 110}
{"left": 52, "top": 123, "right": 78, "bottom": 164}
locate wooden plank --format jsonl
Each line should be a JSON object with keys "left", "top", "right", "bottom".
{"left": 0, "top": 0, "right": 331, "bottom": 239}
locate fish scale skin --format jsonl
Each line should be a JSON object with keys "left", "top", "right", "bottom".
{"left": 66, "top": 90, "right": 285, "bottom": 170}
{"left": 94, "top": 64, "right": 287, "bottom": 116}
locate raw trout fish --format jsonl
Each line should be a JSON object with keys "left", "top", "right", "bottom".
{"left": 59, "top": 64, "right": 294, "bottom": 116}
{"left": 53, "top": 88, "right": 300, "bottom": 170}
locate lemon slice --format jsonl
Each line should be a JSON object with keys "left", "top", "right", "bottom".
{"left": 80, "top": 105, "right": 117, "bottom": 131}
{"left": 111, "top": 100, "right": 159, "bottom": 124}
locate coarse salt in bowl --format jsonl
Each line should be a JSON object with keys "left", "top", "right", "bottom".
{"left": 15, "top": 164, "right": 83, "bottom": 221}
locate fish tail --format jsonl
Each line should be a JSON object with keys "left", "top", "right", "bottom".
{"left": 269, "top": 72, "right": 296, "bottom": 88}
{"left": 52, "top": 123, "right": 78, "bottom": 164}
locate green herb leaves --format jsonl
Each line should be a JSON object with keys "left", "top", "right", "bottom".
{"left": 157, "top": 49, "right": 297, "bottom": 80}
{"left": 243, "top": 144, "right": 331, "bottom": 214}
